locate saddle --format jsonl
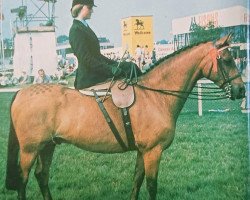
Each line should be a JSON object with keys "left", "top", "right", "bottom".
{"left": 79, "top": 80, "right": 135, "bottom": 108}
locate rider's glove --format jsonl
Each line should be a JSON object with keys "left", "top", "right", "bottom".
{"left": 111, "top": 65, "right": 122, "bottom": 76}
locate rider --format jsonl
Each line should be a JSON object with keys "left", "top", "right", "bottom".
{"left": 69, "top": 0, "right": 142, "bottom": 89}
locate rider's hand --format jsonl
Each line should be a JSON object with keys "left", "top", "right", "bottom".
{"left": 111, "top": 65, "right": 122, "bottom": 76}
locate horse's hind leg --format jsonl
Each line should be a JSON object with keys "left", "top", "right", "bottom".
{"left": 143, "top": 146, "right": 162, "bottom": 200}
{"left": 35, "top": 142, "right": 56, "bottom": 200}
{"left": 130, "top": 151, "right": 145, "bottom": 200}
{"left": 18, "top": 150, "right": 38, "bottom": 200}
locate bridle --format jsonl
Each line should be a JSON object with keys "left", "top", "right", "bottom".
{"left": 209, "top": 45, "right": 241, "bottom": 98}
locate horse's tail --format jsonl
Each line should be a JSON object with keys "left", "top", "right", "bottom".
{"left": 5, "top": 92, "right": 20, "bottom": 190}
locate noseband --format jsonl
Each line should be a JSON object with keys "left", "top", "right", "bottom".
{"left": 209, "top": 45, "right": 241, "bottom": 98}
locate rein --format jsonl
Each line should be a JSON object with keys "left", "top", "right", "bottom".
{"left": 132, "top": 45, "right": 241, "bottom": 101}
{"left": 135, "top": 83, "right": 229, "bottom": 101}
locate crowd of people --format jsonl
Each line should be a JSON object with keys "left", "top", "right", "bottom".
{"left": 102, "top": 46, "right": 157, "bottom": 73}
{"left": 0, "top": 60, "right": 76, "bottom": 88}
{"left": 0, "top": 69, "right": 51, "bottom": 88}
{"left": 0, "top": 72, "right": 13, "bottom": 87}
{"left": 104, "top": 52, "right": 120, "bottom": 61}
{"left": 134, "top": 45, "right": 156, "bottom": 70}
{"left": 98, "top": 50, "right": 157, "bottom": 75}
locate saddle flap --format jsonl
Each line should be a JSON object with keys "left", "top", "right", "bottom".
{"left": 111, "top": 81, "right": 135, "bottom": 108}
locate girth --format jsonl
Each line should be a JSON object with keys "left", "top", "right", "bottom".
{"left": 92, "top": 90, "right": 136, "bottom": 151}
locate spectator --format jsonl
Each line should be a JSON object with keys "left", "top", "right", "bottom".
{"left": 141, "top": 45, "right": 146, "bottom": 66}
{"left": 135, "top": 45, "right": 142, "bottom": 69}
{"left": 55, "top": 67, "right": 65, "bottom": 80}
{"left": 33, "top": 69, "right": 52, "bottom": 84}
{"left": 0, "top": 73, "right": 11, "bottom": 87}
{"left": 144, "top": 45, "right": 150, "bottom": 60}
{"left": 151, "top": 48, "right": 157, "bottom": 64}
{"left": 11, "top": 76, "right": 19, "bottom": 86}
{"left": 125, "top": 51, "right": 131, "bottom": 61}
{"left": 18, "top": 71, "right": 29, "bottom": 85}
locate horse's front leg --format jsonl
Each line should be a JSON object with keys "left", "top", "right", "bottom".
{"left": 143, "top": 146, "right": 162, "bottom": 200}
{"left": 130, "top": 151, "right": 145, "bottom": 200}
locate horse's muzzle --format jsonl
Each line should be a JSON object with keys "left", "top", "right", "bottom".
{"left": 230, "top": 84, "right": 246, "bottom": 100}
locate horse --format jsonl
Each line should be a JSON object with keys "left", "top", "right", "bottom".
{"left": 5, "top": 34, "right": 245, "bottom": 200}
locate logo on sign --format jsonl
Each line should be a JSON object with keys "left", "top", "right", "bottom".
{"left": 134, "top": 19, "right": 145, "bottom": 30}
{"left": 123, "top": 21, "right": 127, "bottom": 30}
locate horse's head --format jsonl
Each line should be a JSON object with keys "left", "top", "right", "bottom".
{"left": 201, "top": 34, "right": 245, "bottom": 100}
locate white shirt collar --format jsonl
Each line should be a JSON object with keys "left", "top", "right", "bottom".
{"left": 75, "top": 17, "right": 88, "bottom": 27}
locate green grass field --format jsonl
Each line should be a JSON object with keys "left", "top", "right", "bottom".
{"left": 0, "top": 91, "right": 248, "bottom": 200}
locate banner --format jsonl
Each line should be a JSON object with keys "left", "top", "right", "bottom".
{"left": 121, "top": 16, "right": 154, "bottom": 57}
{"left": 172, "top": 6, "right": 249, "bottom": 35}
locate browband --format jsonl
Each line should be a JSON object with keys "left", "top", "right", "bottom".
{"left": 209, "top": 45, "right": 230, "bottom": 73}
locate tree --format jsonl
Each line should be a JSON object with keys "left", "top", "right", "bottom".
{"left": 18, "top": 7, "right": 26, "bottom": 20}
{"left": 189, "top": 21, "right": 223, "bottom": 45}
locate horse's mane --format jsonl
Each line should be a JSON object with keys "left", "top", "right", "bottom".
{"left": 145, "top": 40, "right": 210, "bottom": 74}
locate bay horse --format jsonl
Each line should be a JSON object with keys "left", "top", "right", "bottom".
{"left": 6, "top": 34, "right": 245, "bottom": 200}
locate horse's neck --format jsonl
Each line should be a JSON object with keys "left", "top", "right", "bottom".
{"left": 140, "top": 44, "right": 209, "bottom": 118}
{"left": 142, "top": 45, "right": 207, "bottom": 92}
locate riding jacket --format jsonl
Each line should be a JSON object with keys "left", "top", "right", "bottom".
{"left": 69, "top": 19, "right": 116, "bottom": 89}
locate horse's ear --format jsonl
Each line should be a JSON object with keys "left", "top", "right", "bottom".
{"left": 215, "top": 33, "right": 233, "bottom": 48}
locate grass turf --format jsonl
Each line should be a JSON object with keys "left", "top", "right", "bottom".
{"left": 0, "top": 91, "right": 248, "bottom": 200}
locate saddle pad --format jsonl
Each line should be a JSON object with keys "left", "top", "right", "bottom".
{"left": 111, "top": 81, "right": 135, "bottom": 108}
{"left": 79, "top": 90, "right": 110, "bottom": 96}
{"left": 79, "top": 81, "right": 113, "bottom": 96}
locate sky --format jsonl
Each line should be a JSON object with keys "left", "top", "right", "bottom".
{"left": 1, "top": 0, "right": 249, "bottom": 46}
